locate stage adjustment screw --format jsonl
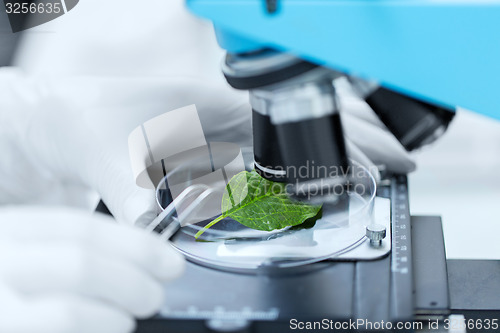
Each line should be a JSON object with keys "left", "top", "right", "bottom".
{"left": 366, "top": 224, "right": 386, "bottom": 247}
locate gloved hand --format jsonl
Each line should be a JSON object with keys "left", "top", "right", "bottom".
{"left": 334, "top": 77, "right": 417, "bottom": 179}
{"left": 0, "top": 67, "right": 252, "bottom": 226}
{"left": 0, "top": 206, "right": 185, "bottom": 333}
{"left": 3, "top": 0, "right": 414, "bottom": 228}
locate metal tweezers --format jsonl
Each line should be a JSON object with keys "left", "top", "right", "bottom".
{"left": 146, "top": 184, "right": 216, "bottom": 240}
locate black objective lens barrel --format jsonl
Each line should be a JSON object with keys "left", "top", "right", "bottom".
{"left": 250, "top": 79, "right": 350, "bottom": 203}
{"left": 364, "top": 87, "right": 456, "bottom": 151}
{"left": 222, "top": 50, "right": 350, "bottom": 200}
{"left": 275, "top": 112, "right": 349, "bottom": 185}
{"left": 252, "top": 110, "right": 287, "bottom": 182}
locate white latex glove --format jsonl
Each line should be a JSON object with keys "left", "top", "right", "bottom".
{"left": 0, "top": 206, "right": 185, "bottom": 333}
{"left": 335, "top": 77, "right": 417, "bottom": 179}
{"left": 0, "top": 68, "right": 252, "bottom": 226}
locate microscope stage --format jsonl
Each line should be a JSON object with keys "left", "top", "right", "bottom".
{"left": 135, "top": 176, "right": 444, "bottom": 332}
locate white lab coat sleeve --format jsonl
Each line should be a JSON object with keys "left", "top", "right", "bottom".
{"left": 0, "top": 67, "right": 98, "bottom": 208}
{"left": 14, "top": 0, "right": 225, "bottom": 81}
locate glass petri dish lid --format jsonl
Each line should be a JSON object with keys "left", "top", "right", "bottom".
{"left": 155, "top": 143, "right": 376, "bottom": 273}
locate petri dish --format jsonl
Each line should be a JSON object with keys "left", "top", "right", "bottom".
{"left": 155, "top": 143, "right": 376, "bottom": 273}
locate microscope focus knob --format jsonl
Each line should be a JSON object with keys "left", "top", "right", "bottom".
{"left": 366, "top": 224, "right": 387, "bottom": 247}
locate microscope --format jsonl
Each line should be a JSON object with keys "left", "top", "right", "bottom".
{"left": 135, "top": 1, "right": 500, "bottom": 332}
{"left": 221, "top": 44, "right": 455, "bottom": 201}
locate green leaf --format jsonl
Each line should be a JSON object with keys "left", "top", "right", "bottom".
{"left": 195, "top": 170, "right": 322, "bottom": 239}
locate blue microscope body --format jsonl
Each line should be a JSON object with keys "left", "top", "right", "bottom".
{"left": 187, "top": 0, "right": 500, "bottom": 120}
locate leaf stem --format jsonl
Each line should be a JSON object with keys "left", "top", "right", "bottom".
{"left": 194, "top": 214, "right": 226, "bottom": 239}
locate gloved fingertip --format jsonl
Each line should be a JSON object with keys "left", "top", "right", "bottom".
{"left": 344, "top": 139, "right": 381, "bottom": 183}
{"left": 370, "top": 167, "right": 382, "bottom": 183}
{"left": 109, "top": 312, "right": 136, "bottom": 333}
{"left": 157, "top": 245, "right": 186, "bottom": 282}
{"left": 132, "top": 280, "right": 166, "bottom": 319}
{"left": 388, "top": 157, "right": 417, "bottom": 175}
{"left": 405, "top": 159, "right": 417, "bottom": 173}
{"left": 98, "top": 309, "right": 135, "bottom": 333}
{"left": 117, "top": 189, "right": 158, "bottom": 227}
{"left": 129, "top": 209, "right": 158, "bottom": 229}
